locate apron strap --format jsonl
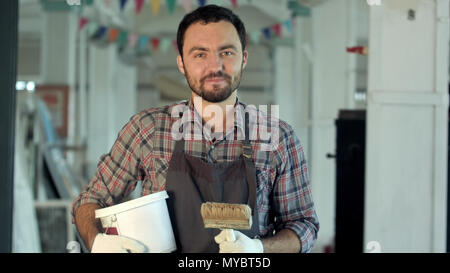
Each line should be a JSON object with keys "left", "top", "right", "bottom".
{"left": 242, "top": 112, "right": 253, "bottom": 158}
{"left": 243, "top": 112, "right": 257, "bottom": 216}
{"left": 174, "top": 108, "right": 186, "bottom": 154}
{"left": 244, "top": 159, "right": 257, "bottom": 216}
{"left": 174, "top": 138, "right": 185, "bottom": 154}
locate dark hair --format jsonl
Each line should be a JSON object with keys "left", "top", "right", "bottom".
{"left": 176, "top": 5, "right": 247, "bottom": 58}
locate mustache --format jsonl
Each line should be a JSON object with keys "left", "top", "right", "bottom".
{"left": 200, "top": 71, "right": 231, "bottom": 83}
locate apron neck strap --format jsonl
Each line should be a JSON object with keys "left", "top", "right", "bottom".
{"left": 242, "top": 112, "right": 252, "bottom": 159}
{"left": 242, "top": 112, "right": 257, "bottom": 215}
{"left": 174, "top": 108, "right": 186, "bottom": 153}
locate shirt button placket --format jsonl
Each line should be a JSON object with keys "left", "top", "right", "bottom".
{"left": 209, "top": 144, "right": 216, "bottom": 163}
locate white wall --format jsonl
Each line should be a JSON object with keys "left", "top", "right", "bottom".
{"left": 364, "top": 0, "right": 449, "bottom": 252}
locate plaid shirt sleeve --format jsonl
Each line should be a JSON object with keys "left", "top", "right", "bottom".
{"left": 72, "top": 113, "right": 147, "bottom": 219}
{"left": 272, "top": 125, "right": 319, "bottom": 253}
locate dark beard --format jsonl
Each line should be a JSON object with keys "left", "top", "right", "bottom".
{"left": 185, "top": 68, "right": 243, "bottom": 103}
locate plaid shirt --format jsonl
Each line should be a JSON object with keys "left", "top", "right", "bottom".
{"left": 72, "top": 97, "right": 319, "bottom": 253}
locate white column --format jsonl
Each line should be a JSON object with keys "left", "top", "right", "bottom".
{"left": 41, "top": 11, "right": 77, "bottom": 85}
{"left": 112, "top": 58, "right": 137, "bottom": 134}
{"left": 346, "top": 0, "right": 358, "bottom": 110}
{"left": 309, "top": 0, "right": 351, "bottom": 251}
{"left": 273, "top": 46, "right": 295, "bottom": 128}
{"left": 78, "top": 21, "right": 88, "bottom": 144}
{"left": 41, "top": 11, "right": 77, "bottom": 144}
{"left": 87, "top": 44, "right": 117, "bottom": 177}
{"left": 87, "top": 43, "right": 138, "bottom": 178}
{"left": 364, "top": 0, "right": 449, "bottom": 252}
{"left": 293, "top": 15, "right": 312, "bottom": 157}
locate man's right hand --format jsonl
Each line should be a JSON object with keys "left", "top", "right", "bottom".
{"left": 91, "top": 233, "right": 148, "bottom": 253}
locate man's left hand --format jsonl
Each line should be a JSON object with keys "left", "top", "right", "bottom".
{"left": 214, "top": 230, "right": 264, "bottom": 253}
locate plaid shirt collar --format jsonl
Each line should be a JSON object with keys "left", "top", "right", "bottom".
{"left": 180, "top": 96, "right": 246, "bottom": 142}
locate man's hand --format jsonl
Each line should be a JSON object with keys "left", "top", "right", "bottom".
{"left": 214, "top": 230, "right": 264, "bottom": 253}
{"left": 91, "top": 234, "right": 148, "bottom": 253}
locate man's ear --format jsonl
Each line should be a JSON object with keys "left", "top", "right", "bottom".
{"left": 176, "top": 55, "right": 185, "bottom": 75}
{"left": 242, "top": 50, "right": 248, "bottom": 69}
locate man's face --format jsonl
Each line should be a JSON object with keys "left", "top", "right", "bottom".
{"left": 177, "top": 20, "right": 248, "bottom": 103}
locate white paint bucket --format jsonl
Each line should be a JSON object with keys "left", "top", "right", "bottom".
{"left": 95, "top": 191, "right": 176, "bottom": 253}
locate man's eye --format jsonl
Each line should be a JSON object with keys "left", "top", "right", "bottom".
{"left": 195, "top": 53, "right": 205, "bottom": 58}
{"left": 222, "top": 51, "right": 233, "bottom": 56}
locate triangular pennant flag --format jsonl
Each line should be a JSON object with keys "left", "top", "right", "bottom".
{"left": 120, "top": 0, "right": 128, "bottom": 11}
{"left": 283, "top": 19, "right": 292, "bottom": 33}
{"left": 249, "top": 30, "right": 260, "bottom": 44}
{"left": 230, "top": 0, "right": 237, "bottom": 9}
{"left": 128, "top": 33, "right": 139, "bottom": 48}
{"left": 166, "top": 0, "right": 176, "bottom": 14}
{"left": 181, "top": 0, "right": 192, "bottom": 12}
{"left": 135, "top": 0, "right": 145, "bottom": 14}
{"left": 151, "top": 0, "right": 162, "bottom": 15}
{"left": 160, "top": 38, "right": 171, "bottom": 54}
{"left": 87, "top": 21, "right": 99, "bottom": 37}
{"left": 198, "top": 0, "right": 206, "bottom": 7}
{"left": 79, "top": 17, "right": 88, "bottom": 30}
{"left": 262, "top": 27, "right": 271, "bottom": 39}
{"left": 94, "top": 26, "right": 107, "bottom": 39}
{"left": 108, "top": 28, "right": 119, "bottom": 42}
{"left": 118, "top": 31, "right": 129, "bottom": 47}
{"left": 151, "top": 38, "right": 160, "bottom": 51}
{"left": 272, "top": 24, "right": 282, "bottom": 37}
{"left": 139, "top": 36, "right": 150, "bottom": 51}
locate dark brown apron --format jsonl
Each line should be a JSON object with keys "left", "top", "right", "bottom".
{"left": 165, "top": 113, "right": 260, "bottom": 253}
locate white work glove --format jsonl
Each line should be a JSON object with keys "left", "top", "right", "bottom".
{"left": 214, "top": 230, "right": 264, "bottom": 253}
{"left": 91, "top": 233, "right": 148, "bottom": 253}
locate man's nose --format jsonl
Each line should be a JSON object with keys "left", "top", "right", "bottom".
{"left": 206, "top": 54, "right": 224, "bottom": 72}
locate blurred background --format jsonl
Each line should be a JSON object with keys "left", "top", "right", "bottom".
{"left": 1, "top": 0, "right": 449, "bottom": 253}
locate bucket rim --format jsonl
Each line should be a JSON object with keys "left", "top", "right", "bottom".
{"left": 95, "top": 190, "right": 169, "bottom": 219}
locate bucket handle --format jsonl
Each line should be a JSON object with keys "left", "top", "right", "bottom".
{"left": 104, "top": 215, "right": 119, "bottom": 235}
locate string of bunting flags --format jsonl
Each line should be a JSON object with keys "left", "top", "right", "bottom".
{"left": 79, "top": 0, "right": 296, "bottom": 55}
{"left": 111, "top": 0, "right": 255, "bottom": 14}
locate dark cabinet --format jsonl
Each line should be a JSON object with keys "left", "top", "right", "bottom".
{"left": 334, "top": 110, "right": 366, "bottom": 253}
